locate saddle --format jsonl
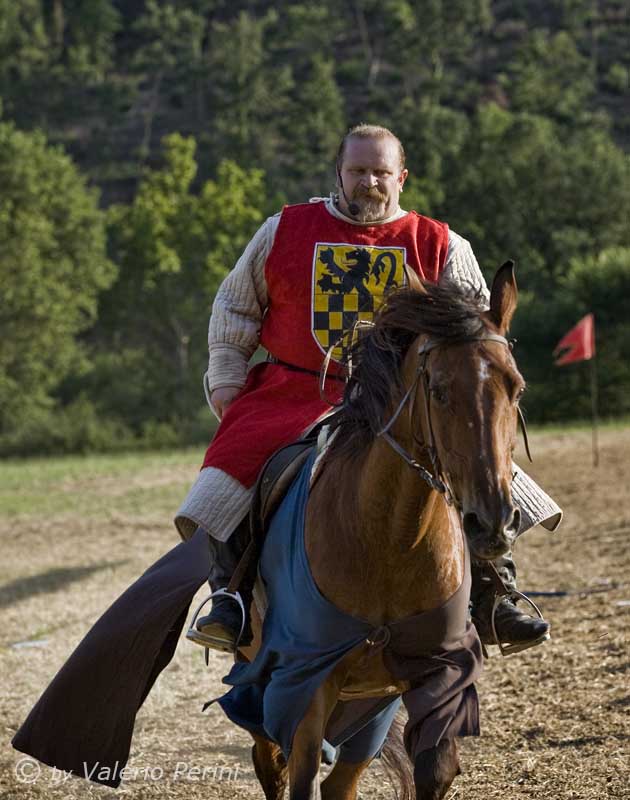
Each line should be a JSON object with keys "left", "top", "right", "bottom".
{"left": 250, "top": 409, "right": 339, "bottom": 538}
{"left": 225, "top": 410, "right": 339, "bottom": 595}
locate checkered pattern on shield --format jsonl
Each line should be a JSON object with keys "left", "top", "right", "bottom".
{"left": 312, "top": 243, "right": 407, "bottom": 362}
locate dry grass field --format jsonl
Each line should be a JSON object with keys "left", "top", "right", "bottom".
{"left": 1, "top": 429, "right": 629, "bottom": 799}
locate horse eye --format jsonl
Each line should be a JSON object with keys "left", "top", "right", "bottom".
{"left": 430, "top": 385, "right": 447, "bottom": 404}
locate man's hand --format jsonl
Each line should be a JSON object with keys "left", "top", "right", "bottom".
{"left": 210, "top": 386, "right": 241, "bottom": 419}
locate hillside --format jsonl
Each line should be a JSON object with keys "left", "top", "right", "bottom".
{"left": 1, "top": 1, "right": 629, "bottom": 452}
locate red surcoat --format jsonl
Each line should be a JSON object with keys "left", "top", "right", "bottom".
{"left": 202, "top": 201, "right": 449, "bottom": 487}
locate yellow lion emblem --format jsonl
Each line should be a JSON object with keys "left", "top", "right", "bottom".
{"left": 312, "top": 243, "right": 406, "bottom": 361}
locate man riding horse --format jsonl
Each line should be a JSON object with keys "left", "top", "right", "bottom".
{"left": 177, "top": 123, "right": 553, "bottom": 655}
{"left": 13, "top": 124, "right": 562, "bottom": 791}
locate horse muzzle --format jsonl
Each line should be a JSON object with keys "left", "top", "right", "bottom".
{"left": 462, "top": 504, "right": 520, "bottom": 560}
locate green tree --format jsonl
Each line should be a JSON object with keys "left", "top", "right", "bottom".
{"left": 504, "top": 30, "right": 595, "bottom": 121}
{"left": 130, "top": 1, "right": 207, "bottom": 159}
{"left": 0, "top": 1, "right": 49, "bottom": 117}
{"left": 203, "top": 11, "right": 293, "bottom": 170}
{"left": 45, "top": 0, "right": 121, "bottom": 82}
{"left": 442, "top": 103, "right": 630, "bottom": 292}
{"left": 394, "top": 99, "right": 471, "bottom": 216}
{"left": 0, "top": 122, "right": 115, "bottom": 432}
{"left": 0, "top": 0, "right": 120, "bottom": 127}
{"left": 336, "top": 0, "right": 492, "bottom": 109}
{"left": 560, "top": 247, "right": 630, "bottom": 418}
{"left": 280, "top": 55, "right": 346, "bottom": 198}
{"left": 514, "top": 247, "right": 630, "bottom": 422}
{"left": 100, "top": 133, "right": 265, "bottom": 426}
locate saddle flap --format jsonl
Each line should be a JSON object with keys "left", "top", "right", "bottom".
{"left": 252, "top": 441, "right": 315, "bottom": 537}
{"left": 250, "top": 409, "right": 341, "bottom": 539}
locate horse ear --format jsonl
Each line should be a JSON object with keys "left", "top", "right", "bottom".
{"left": 489, "top": 260, "right": 518, "bottom": 333}
{"left": 403, "top": 263, "right": 427, "bottom": 293}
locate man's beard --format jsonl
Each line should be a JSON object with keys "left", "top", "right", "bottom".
{"left": 351, "top": 187, "right": 389, "bottom": 222}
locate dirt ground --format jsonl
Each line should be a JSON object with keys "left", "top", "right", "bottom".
{"left": 1, "top": 428, "right": 629, "bottom": 799}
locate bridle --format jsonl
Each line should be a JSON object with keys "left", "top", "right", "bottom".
{"left": 377, "top": 332, "right": 531, "bottom": 502}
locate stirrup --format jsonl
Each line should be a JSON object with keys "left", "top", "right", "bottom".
{"left": 186, "top": 588, "right": 247, "bottom": 665}
{"left": 490, "top": 589, "right": 550, "bottom": 657}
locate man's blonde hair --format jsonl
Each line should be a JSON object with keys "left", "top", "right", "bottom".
{"left": 336, "top": 124, "right": 406, "bottom": 172}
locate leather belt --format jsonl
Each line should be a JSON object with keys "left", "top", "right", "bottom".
{"left": 266, "top": 354, "right": 346, "bottom": 382}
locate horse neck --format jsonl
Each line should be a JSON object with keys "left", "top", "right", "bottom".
{"left": 306, "top": 435, "right": 465, "bottom": 624}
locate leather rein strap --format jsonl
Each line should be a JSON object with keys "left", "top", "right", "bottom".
{"left": 304, "top": 326, "right": 532, "bottom": 494}
{"left": 377, "top": 332, "right": 531, "bottom": 498}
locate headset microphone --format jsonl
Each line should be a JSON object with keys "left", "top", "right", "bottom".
{"left": 337, "top": 172, "right": 360, "bottom": 218}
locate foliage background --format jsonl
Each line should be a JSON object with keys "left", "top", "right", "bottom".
{"left": 1, "top": 0, "right": 629, "bottom": 455}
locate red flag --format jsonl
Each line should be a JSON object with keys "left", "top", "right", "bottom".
{"left": 553, "top": 313, "right": 595, "bottom": 366}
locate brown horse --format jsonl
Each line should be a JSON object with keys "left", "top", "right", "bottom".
{"left": 244, "top": 262, "right": 523, "bottom": 800}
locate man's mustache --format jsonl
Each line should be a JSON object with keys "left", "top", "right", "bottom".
{"left": 352, "top": 186, "right": 387, "bottom": 202}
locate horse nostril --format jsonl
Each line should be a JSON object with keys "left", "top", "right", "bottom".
{"left": 505, "top": 507, "right": 521, "bottom": 537}
{"left": 463, "top": 512, "right": 483, "bottom": 541}
{"left": 464, "top": 506, "right": 518, "bottom": 557}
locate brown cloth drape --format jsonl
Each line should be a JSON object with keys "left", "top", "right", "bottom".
{"left": 12, "top": 529, "right": 209, "bottom": 788}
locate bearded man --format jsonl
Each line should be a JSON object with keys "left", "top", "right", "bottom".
{"left": 177, "top": 123, "right": 557, "bottom": 655}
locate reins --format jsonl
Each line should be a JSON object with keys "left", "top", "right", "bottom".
{"left": 377, "top": 360, "right": 449, "bottom": 495}
{"left": 318, "top": 323, "right": 532, "bottom": 498}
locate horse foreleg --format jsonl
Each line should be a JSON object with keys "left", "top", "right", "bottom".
{"left": 321, "top": 758, "right": 371, "bottom": 800}
{"left": 413, "top": 739, "right": 461, "bottom": 800}
{"left": 288, "top": 680, "right": 340, "bottom": 800}
{"left": 251, "top": 733, "right": 288, "bottom": 800}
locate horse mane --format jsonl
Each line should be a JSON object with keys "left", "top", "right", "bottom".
{"left": 327, "top": 279, "right": 488, "bottom": 460}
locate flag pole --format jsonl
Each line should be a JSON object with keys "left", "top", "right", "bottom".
{"left": 590, "top": 354, "right": 599, "bottom": 467}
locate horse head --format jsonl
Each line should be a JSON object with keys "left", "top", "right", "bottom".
{"left": 336, "top": 261, "right": 524, "bottom": 562}
{"left": 401, "top": 262, "right": 522, "bottom": 560}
